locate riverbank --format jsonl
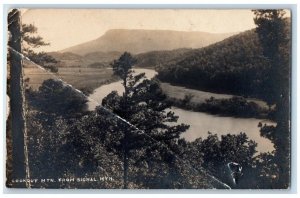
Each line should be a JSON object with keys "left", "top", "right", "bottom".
{"left": 168, "top": 96, "right": 270, "bottom": 119}
{"left": 160, "top": 82, "right": 271, "bottom": 119}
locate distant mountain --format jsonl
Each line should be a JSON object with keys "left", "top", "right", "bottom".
{"left": 61, "top": 29, "right": 236, "bottom": 55}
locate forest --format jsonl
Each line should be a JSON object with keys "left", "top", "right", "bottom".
{"left": 156, "top": 18, "right": 290, "bottom": 108}
{"left": 7, "top": 9, "right": 291, "bottom": 189}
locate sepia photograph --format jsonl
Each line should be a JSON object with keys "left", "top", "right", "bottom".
{"left": 6, "top": 8, "right": 291, "bottom": 189}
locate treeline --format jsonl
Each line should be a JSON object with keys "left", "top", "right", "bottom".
{"left": 157, "top": 21, "right": 290, "bottom": 103}
{"left": 169, "top": 95, "right": 270, "bottom": 118}
{"left": 134, "top": 48, "right": 192, "bottom": 68}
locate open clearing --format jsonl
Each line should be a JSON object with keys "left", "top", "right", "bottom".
{"left": 24, "top": 65, "right": 117, "bottom": 93}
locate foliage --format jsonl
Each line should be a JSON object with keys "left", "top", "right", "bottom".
{"left": 22, "top": 24, "right": 49, "bottom": 47}
{"left": 26, "top": 79, "right": 88, "bottom": 118}
{"left": 181, "top": 132, "right": 257, "bottom": 188}
{"left": 169, "top": 96, "right": 269, "bottom": 118}
{"left": 106, "top": 53, "right": 190, "bottom": 145}
{"left": 157, "top": 22, "right": 290, "bottom": 103}
{"left": 26, "top": 109, "right": 124, "bottom": 188}
{"left": 27, "top": 51, "right": 59, "bottom": 72}
{"left": 253, "top": 9, "right": 291, "bottom": 188}
{"left": 102, "top": 52, "right": 194, "bottom": 188}
{"left": 250, "top": 152, "right": 280, "bottom": 189}
{"left": 157, "top": 30, "right": 265, "bottom": 97}
{"left": 253, "top": 10, "right": 290, "bottom": 107}
{"left": 111, "top": 52, "right": 137, "bottom": 80}
{"left": 27, "top": 111, "right": 68, "bottom": 181}
{"left": 22, "top": 24, "right": 59, "bottom": 73}
{"left": 26, "top": 79, "right": 122, "bottom": 188}
{"left": 134, "top": 48, "right": 192, "bottom": 68}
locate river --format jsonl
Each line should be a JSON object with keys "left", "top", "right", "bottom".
{"left": 87, "top": 68, "right": 275, "bottom": 153}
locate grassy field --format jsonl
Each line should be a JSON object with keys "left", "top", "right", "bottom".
{"left": 160, "top": 82, "right": 268, "bottom": 109}
{"left": 24, "top": 64, "right": 118, "bottom": 94}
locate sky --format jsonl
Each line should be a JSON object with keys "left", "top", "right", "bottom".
{"left": 21, "top": 9, "right": 258, "bottom": 52}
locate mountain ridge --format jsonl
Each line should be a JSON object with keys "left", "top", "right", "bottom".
{"left": 60, "top": 29, "right": 237, "bottom": 55}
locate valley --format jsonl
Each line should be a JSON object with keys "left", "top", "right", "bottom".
{"left": 24, "top": 25, "right": 289, "bottom": 156}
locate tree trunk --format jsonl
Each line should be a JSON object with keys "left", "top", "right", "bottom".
{"left": 7, "top": 9, "right": 28, "bottom": 188}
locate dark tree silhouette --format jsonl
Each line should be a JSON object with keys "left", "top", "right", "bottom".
{"left": 27, "top": 79, "right": 88, "bottom": 117}
{"left": 253, "top": 9, "right": 291, "bottom": 188}
{"left": 102, "top": 52, "right": 189, "bottom": 188}
{"left": 22, "top": 24, "right": 59, "bottom": 73}
{"left": 185, "top": 132, "right": 257, "bottom": 188}
{"left": 7, "top": 9, "right": 28, "bottom": 188}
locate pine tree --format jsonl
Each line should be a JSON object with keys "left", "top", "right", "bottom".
{"left": 253, "top": 9, "right": 291, "bottom": 188}
{"left": 22, "top": 24, "right": 59, "bottom": 73}
{"left": 102, "top": 52, "right": 189, "bottom": 188}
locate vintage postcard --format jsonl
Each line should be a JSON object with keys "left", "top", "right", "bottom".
{"left": 6, "top": 8, "right": 291, "bottom": 189}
